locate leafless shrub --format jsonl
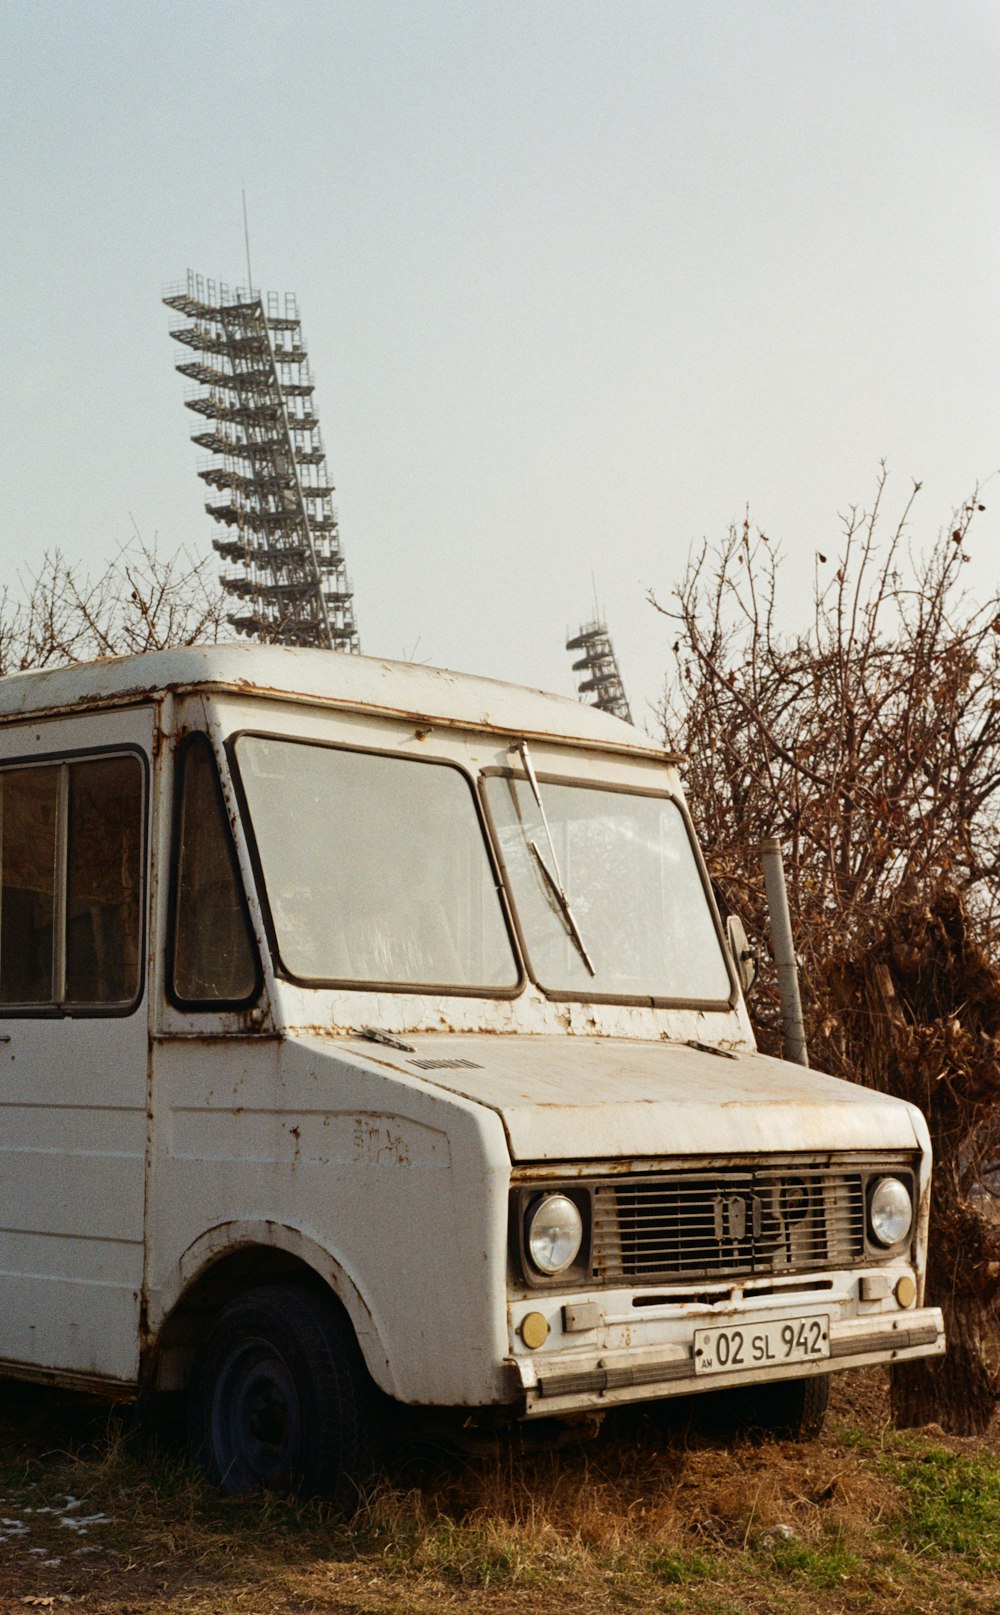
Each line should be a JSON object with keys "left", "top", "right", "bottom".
{"left": 0, "top": 535, "right": 232, "bottom": 675}
{"left": 654, "top": 465, "right": 1000, "bottom": 1432}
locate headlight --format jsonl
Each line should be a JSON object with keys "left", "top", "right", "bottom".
{"left": 526, "top": 1193, "right": 584, "bottom": 1275}
{"left": 869, "top": 1176, "right": 913, "bottom": 1247}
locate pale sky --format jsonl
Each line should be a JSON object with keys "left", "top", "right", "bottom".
{"left": 2, "top": 0, "right": 999, "bottom": 724}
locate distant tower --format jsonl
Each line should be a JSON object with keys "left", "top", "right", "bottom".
{"left": 163, "top": 269, "right": 359, "bottom": 651}
{"left": 566, "top": 617, "right": 633, "bottom": 723}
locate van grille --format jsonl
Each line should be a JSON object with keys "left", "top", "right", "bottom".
{"left": 592, "top": 1166, "right": 865, "bottom": 1284}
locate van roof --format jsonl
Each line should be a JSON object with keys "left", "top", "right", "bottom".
{"left": 0, "top": 644, "right": 676, "bottom": 759}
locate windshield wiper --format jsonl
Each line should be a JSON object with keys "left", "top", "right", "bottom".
{"left": 517, "top": 742, "right": 596, "bottom": 976}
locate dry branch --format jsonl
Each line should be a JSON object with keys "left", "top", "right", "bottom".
{"left": 0, "top": 538, "right": 231, "bottom": 675}
{"left": 654, "top": 468, "right": 1000, "bottom": 1432}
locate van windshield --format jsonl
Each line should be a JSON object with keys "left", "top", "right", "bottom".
{"left": 482, "top": 773, "right": 731, "bottom": 1002}
{"left": 235, "top": 736, "right": 519, "bottom": 990}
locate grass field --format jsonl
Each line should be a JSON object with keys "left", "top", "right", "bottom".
{"left": 1, "top": 1370, "right": 999, "bottom": 1614}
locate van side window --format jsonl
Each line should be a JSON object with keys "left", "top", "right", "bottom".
{"left": 0, "top": 754, "right": 144, "bottom": 1010}
{"left": 171, "top": 736, "right": 260, "bottom": 1007}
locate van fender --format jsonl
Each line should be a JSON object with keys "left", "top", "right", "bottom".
{"left": 158, "top": 1219, "right": 396, "bottom": 1396}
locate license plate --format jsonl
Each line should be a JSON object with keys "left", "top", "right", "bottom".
{"left": 693, "top": 1314, "right": 830, "bottom": 1376}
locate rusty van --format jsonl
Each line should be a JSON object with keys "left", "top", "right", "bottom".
{"left": 0, "top": 645, "right": 944, "bottom": 1495}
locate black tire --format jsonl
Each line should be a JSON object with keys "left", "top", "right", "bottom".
{"left": 188, "top": 1284, "right": 379, "bottom": 1504}
{"left": 738, "top": 1372, "right": 831, "bottom": 1441}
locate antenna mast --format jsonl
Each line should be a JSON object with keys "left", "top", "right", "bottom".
{"left": 241, "top": 190, "right": 254, "bottom": 295}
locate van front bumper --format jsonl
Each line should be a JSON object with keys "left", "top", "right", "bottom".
{"left": 511, "top": 1307, "right": 945, "bottom": 1417}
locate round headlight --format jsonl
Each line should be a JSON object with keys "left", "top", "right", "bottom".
{"left": 526, "top": 1193, "right": 584, "bottom": 1275}
{"left": 869, "top": 1177, "right": 913, "bottom": 1247}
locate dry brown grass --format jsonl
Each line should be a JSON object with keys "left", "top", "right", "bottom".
{"left": 2, "top": 1371, "right": 1000, "bottom": 1614}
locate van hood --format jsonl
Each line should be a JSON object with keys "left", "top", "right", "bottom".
{"left": 319, "top": 1034, "right": 924, "bottom": 1162}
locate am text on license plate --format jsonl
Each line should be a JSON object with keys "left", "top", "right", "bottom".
{"left": 693, "top": 1315, "right": 830, "bottom": 1376}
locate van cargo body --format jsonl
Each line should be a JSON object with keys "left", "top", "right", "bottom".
{"left": 0, "top": 647, "right": 944, "bottom": 1490}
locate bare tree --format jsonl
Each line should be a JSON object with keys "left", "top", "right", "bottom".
{"left": 654, "top": 466, "right": 1000, "bottom": 1433}
{"left": 0, "top": 537, "right": 231, "bottom": 676}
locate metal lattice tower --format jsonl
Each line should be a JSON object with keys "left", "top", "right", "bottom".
{"left": 566, "top": 619, "right": 633, "bottom": 723}
{"left": 163, "top": 270, "right": 359, "bottom": 651}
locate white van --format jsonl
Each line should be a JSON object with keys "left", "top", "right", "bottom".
{"left": 0, "top": 646, "right": 943, "bottom": 1495}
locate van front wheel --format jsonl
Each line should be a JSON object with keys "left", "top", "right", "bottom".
{"left": 189, "top": 1285, "right": 377, "bottom": 1504}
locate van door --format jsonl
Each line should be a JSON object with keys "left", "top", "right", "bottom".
{"left": 0, "top": 705, "right": 152, "bottom": 1386}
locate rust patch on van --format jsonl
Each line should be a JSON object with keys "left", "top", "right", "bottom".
{"left": 352, "top": 1116, "right": 411, "bottom": 1167}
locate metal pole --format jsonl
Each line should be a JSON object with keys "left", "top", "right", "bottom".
{"left": 761, "top": 837, "right": 809, "bottom": 1067}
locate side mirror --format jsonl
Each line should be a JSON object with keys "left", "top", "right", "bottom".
{"left": 725, "top": 914, "right": 758, "bottom": 996}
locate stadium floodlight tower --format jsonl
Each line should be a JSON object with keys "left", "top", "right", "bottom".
{"left": 163, "top": 269, "right": 359, "bottom": 651}
{"left": 566, "top": 618, "right": 633, "bottom": 723}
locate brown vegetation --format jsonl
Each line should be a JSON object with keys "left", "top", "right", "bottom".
{"left": 6, "top": 1372, "right": 1000, "bottom": 1615}
{"left": 655, "top": 466, "right": 1000, "bottom": 1433}
{"left": 0, "top": 536, "right": 228, "bottom": 673}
